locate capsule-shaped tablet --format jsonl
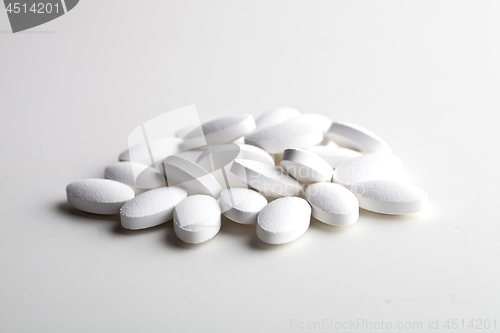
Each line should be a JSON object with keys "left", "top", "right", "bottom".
{"left": 183, "top": 114, "right": 256, "bottom": 147}
{"left": 66, "top": 179, "right": 135, "bottom": 215}
{"left": 350, "top": 180, "right": 428, "bottom": 215}
{"left": 105, "top": 162, "right": 165, "bottom": 193}
{"left": 305, "top": 182, "right": 359, "bottom": 226}
{"left": 120, "top": 187, "right": 188, "bottom": 230}
{"left": 280, "top": 148, "right": 333, "bottom": 183}
{"left": 307, "top": 146, "right": 361, "bottom": 168}
{"left": 244, "top": 122, "right": 323, "bottom": 154}
{"left": 162, "top": 155, "right": 222, "bottom": 198}
{"left": 257, "top": 197, "right": 311, "bottom": 244}
{"left": 230, "top": 159, "right": 303, "bottom": 198}
{"left": 220, "top": 187, "right": 268, "bottom": 225}
{"left": 326, "top": 122, "right": 391, "bottom": 154}
{"left": 255, "top": 107, "right": 301, "bottom": 129}
{"left": 173, "top": 195, "right": 222, "bottom": 244}
{"left": 333, "top": 153, "right": 402, "bottom": 188}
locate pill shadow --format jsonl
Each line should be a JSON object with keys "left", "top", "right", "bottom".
{"left": 309, "top": 217, "right": 358, "bottom": 233}
{"left": 164, "top": 221, "right": 205, "bottom": 250}
{"left": 359, "top": 209, "right": 418, "bottom": 223}
{"left": 220, "top": 215, "right": 256, "bottom": 236}
{"left": 55, "top": 202, "right": 119, "bottom": 223}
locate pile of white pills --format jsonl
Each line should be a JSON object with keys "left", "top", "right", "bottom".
{"left": 66, "top": 107, "right": 428, "bottom": 245}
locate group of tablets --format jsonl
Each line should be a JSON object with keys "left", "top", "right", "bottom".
{"left": 66, "top": 107, "right": 428, "bottom": 245}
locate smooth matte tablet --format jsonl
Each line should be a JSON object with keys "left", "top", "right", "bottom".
{"left": 307, "top": 146, "right": 361, "bottom": 168}
{"left": 305, "top": 182, "right": 359, "bottom": 226}
{"left": 280, "top": 148, "right": 333, "bottom": 183}
{"left": 255, "top": 107, "right": 300, "bottom": 129}
{"left": 230, "top": 159, "right": 303, "bottom": 198}
{"left": 119, "top": 137, "right": 182, "bottom": 165}
{"left": 66, "top": 179, "right": 135, "bottom": 215}
{"left": 120, "top": 187, "right": 188, "bottom": 230}
{"left": 351, "top": 180, "right": 428, "bottom": 215}
{"left": 173, "top": 195, "right": 222, "bottom": 244}
{"left": 220, "top": 187, "right": 268, "bottom": 224}
{"left": 256, "top": 197, "right": 311, "bottom": 244}
{"left": 326, "top": 122, "right": 391, "bottom": 154}
{"left": 105, "top": 162, "right": 165, "bottom": 192}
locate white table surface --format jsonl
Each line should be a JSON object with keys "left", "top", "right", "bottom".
{"left": 1, "top": 1, "right": 499, "bottom": 332}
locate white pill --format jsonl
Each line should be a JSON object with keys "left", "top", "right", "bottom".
{"left": 220, "top": 187, "right": 268, "bottom": 225}
{"left": 333, "top": 153, "right": 402, "bottom": 188}
{"left": 197, "top": 143, "right": 274, "bottom": 171}
{"left": 173, "top": 195, "right": 222, "bottom": 244}
{"left": 351, "top": 180, "right": 428, "bottom": 215}
{"left": 305, "top": 182, "right": 359, "bottom": 226}
{"left": 66, "top": 179, "right": 135, "bottom": 215}
{"left": 257, "top": 197, "right": 311, "bottom": 245}
{"left": 183, "top": 114, "right": 256, "bottom": 146}
{"left": 255, "top": 106, "right": 301, "bottom": 129}
{"left": 119, "top": 137, "right": 182, "bottom": 164}
{"left": 326, "top": 122, "right": 391, "bottom": 154}
{"left": 244, "top": 122, "right": 323, "bottom": 154}
{"left": 285, "top": 113, "right": 332, "bottom": 133}
{"left": 162, "top": 155, "right": 222, "bottom": 198}
{"left": 230, "top": 159, "right": 303, "bottom": 198}
{"left": 104, "top": 162, "right": 165, "bottom": 193}
{"left": 307, "top": 146, "right": 362, "bottom": 168}
{"left": 280, "top": 148, "right": 333, "bottom": 183}
{"left": 120, "top": 187, "right": 188, "bottom": 230}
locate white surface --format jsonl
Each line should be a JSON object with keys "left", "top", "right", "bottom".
{"left": 1, "top": 1, "right": 500, "bottom": 332}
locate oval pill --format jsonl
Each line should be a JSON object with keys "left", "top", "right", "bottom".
{"left": 280, "top": 148, "right": 333, "bottom": 183}
{"left": 326, "top": 122, "right": 391, "bottom": 154}
{"left": 351, "top": 180, "right": 428, "bottom": 215}
{"left": 120, "top": 187, "right": 188, "bottom": 230}
{"left": 257, "top": 197, "right": 311, "bottom": 245}
{"left": 173, "top": 195, "right": 222, "bottom": 244}
{"left": 255, "top": 107, "right": 301, "bottom": 129}
{"left": 183, "top": 114, "right": 256, "bottom": 146}
{"left": 305, "top": 182, "right": 359, "bottom": 226}
{"left": 333, "top": 153, "right": 402, "bottom": 188}
{"left": 244, "top": 122, "right": 323, "bottom": 154}
{"left": 307, "top": 146, "right": 361, "bottom": 168}
{"left": 230, "top": 159, "right": 303, "bottom": 198}
{"left": 220, "top": 187, "right": 268, "bottom": 225}
{"left": 105, "top": 162, "right": 165, "bottom": 193}
{"left": 66, "top": 179, "right": 135, "bottom": 215}
{"left": 163, "top": 155, "right": 222, "bottom": 198}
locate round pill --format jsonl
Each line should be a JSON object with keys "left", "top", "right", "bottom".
{"left": 280, "top": 148, "right": 333, "bottom": 183}
{"left": 333, "top": 153, "right": 402, "bottom": 188}
{"left": 120, "top": 187, "right": 188, "bottom": 230}
{"left": 255, "top": 106, "right": 301, "bottom": 129}
{"left": 257, "top": 197, "right": 311, "bottom": 245}
{"left": 183, "top": 114, "right": 256, "bottom": 146}
{"left": 119, "top": 137, "right": 182, "bottom": 164}
{"left": 162, "top": 155, "right": 222, "bottom": 198}
{"left": 197, "top": 143, "right": 274, "bottom": 172}
{"left": 285, "top": 113, "right": 332, "bottom": 133}
{"left": 230, "top": 159, "right": 303, "bottom": 198}
{"left": 104, "top": 162, "right": 165, "bottom": 193}
{"left": 220, "top": 187, "right": 268, "bottom": 225}
{"left": 244, "top": 122, "right": 324, "bottom": 154}
{"left": 326, "top": 122, "right": 391, "bottom": 154}
{"left": 307, "top": 146, "right": 361, "bottom": 168}
{"left": 305, "top": 182, "right": 359, "bottom": 226}
{"left": 173, "top": 195, "right": 222, "bottom": 244}
{"left": 351, "top": 180, "right": 428, "bottom": 215}
{"left": 66, "top": 179, "right": 135, "bottom": 215}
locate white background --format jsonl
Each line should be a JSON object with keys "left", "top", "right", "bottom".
{"left": 1, "top": 1, "right": 499, "bottom": 332}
